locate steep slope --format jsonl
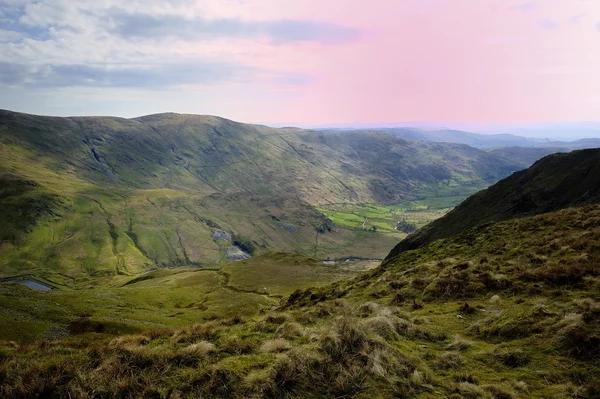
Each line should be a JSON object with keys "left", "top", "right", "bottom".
{"left": 0, "top": 110, "right": 519, "bottom": 280}
{"left": 290, "top": 130, "right": 519, "bottom": 202}
{"left": 384, "top": 148, "right": 600, "bottom": 261}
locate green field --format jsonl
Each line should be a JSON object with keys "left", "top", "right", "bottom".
{"left": 317, "top": 180, "right": 484, "bottom": 234}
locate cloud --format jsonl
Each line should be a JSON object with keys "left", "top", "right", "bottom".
{"left": 539, "top": 20, "right": 558, "bottom": 30}
{"left": 0, "top": 1, "right": 336, "bottom": 91}
{"left": 9, "top": 2, "right": 362, "bottom": 45}
{"left": 0, "top": 61, "right": 254, "bottom": 89}
{"left": 106, "top": 10, "right": 362, "bottom": 44}
{"left": 511, "top": 2, "right": 537, "bottom": 12}
{"left": 597, "top": 22, "right": 600, "bottom": 33}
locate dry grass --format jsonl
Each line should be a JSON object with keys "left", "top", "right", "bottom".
{"left": 362, "top": 316, "right": 399, "bottom": 340}
{"left": 454, "top": 381, "right": 487, "bottom": 398}
{"left": 276, "top": 322, "right": 304, "bottom": 339}
{"left": 357, "top": 301, "right": 380, "bottom": 316}
{"left": 447, "top": 334, "right": 474, "bottom": 351}
{"left": 179, "top": 341, "right": 215, "bottom": 357}
{"left": 259, "top": 339, "right": 291, "bottom": 353}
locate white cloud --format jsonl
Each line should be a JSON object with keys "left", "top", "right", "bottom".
{"left": 0, "top": 0, "right": 359, "bottom": 91}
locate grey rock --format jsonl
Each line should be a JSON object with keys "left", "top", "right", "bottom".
{"left": 212, "top": 229, "right": 232, "bottom": 242}
{"left": 226, "top": 246, "right": 251, "bottom": 261}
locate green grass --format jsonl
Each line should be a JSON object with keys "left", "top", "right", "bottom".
{"left": 0, "top": 176, "right": 411, "bottom": 283}
{"left": 0, "top": 110, "right": 538, "bottom": 396}
{"left": 317, "top": 181, "right": 483, "bottom": 234}
{"left": 222, "top": 253, "right": 359, "bottom": 297}
{"left": 318, "top": 199, "right": 456, "bottom": 234}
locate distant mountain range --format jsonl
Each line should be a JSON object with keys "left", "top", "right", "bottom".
{"left": 311, "top": 121, "right": 600, "bottom": 140}
{"left": 317, "top": 127, "right": 600, "bottom": 150}
{"left": 316, "top": 126, "right": 600, "bottom": 169}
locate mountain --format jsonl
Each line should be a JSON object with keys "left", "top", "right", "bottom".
{"left": 3, "top": 177, "right": 599, "bottom": 397}
{"left": 384, "top": 148, "right": 600, "bottom": 261}
{"left": 0, "top": 110, "right": 518, "bottom": 202}
{"left": 0, "top": 110, "right": 520, "bottom": 282}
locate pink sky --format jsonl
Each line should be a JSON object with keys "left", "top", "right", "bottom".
{"left": 224, "top": 0, "right": 600, "bottom": 124}
{"left": 1, "top": 0, "right": 599, "bottom": 125}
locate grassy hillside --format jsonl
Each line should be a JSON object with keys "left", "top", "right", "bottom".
{"left": 385, "top": 148, "right": 600, "bottom": 261}
{"left": 0, "top": 110, "right": 519, "bottom": 281}
{"left": 2, "top": 205, "right": 598, "bottom": 398}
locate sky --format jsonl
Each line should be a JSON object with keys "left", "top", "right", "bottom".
{"left": 0, "top": 0, "right": 599, "bottom": 126}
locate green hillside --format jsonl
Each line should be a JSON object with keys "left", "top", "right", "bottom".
{"left": 0, "top": 111, "right": 517, "bottom": 204}
{"left": 0, "top": 110, "right": 519, "bottom": 282}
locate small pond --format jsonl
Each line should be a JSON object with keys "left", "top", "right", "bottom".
{"left": 9, "top": 279, "right": 53, "bottom": 291}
